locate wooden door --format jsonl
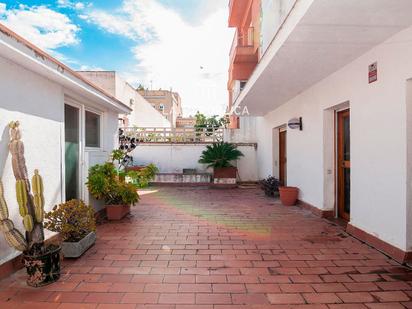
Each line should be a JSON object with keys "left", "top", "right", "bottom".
{"left": 337, "top": 109, "right": 350, "bottom": 221}
{"left": 279, "top": 130, "right": 287, "bottom": 186}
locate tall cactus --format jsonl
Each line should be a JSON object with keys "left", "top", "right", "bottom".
{"left": 0, "top": 121, "right": 45, "bottom": 253}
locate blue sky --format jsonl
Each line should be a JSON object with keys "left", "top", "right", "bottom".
{"left": 0, "top": 0, "right": 232, "bottom": 115}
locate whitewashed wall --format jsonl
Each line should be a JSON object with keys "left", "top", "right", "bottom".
{"left": 0, "top": 55, "right": 63, "bottom": 264}
{"left": 253, "top": 25, "right": 412, "bottom": 251}
{"left": 0, "top": 57, "right": 121, "bottom": 264}
{"left": 131, "top": 144, "right": 258, "bottom": 182}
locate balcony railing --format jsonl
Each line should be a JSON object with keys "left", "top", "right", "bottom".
{"left": 120, "top": 127, "right": 224, "bottom": 144}
{"left": 229, "top": 27, "right": 254, "bottom": 60}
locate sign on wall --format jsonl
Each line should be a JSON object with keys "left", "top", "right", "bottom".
{"left": 369, "top": 62, "right": 378, "bottom": 84}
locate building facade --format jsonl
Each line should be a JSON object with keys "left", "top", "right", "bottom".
{"left": 0, "top": 24, "right": 131, "bottom": 265}
{"left": 231, "top": 0, "right": 412, "bottom": 263}
{"left": 138, "top": 89, "right": 183, "bottom": 127}
{"left": 176, "top": 116, "right": 196, "bottom": 128}
{"left": 227, "top": 0, "right": 261, "bottom": 129}
{"left": 78, "top": 71, "right": 171, "bottom": 128}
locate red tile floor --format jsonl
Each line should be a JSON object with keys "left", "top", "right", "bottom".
{"left": 1, "top": 186, "right": 412, "bottom": 308}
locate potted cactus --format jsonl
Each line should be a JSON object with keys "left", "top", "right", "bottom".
{"left": 0, "top": 121, "right": 60, "bottom": 287}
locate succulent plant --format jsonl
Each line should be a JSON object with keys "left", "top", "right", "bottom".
{"left": 0, "top": 121, "right": 45, "bottom": 254}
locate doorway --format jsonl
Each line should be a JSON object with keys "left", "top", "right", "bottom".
{"left": 64, "top": 104, "right": 80, "bottom": 201}
{"left": 279, "top": 128, "right": 287, "bottom": 186}
{"left": 337, "top": 109, "right": 350, "bottom": 220}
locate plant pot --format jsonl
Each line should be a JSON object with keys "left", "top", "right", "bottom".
{"left": 279, "top": 186, "right": 299, "bottom": 206}
{"left": 106, "top": 204, "right": 131, "bottom": 220}
{"left": 23, "top": 245, "right": 61, "bottom": 287}
{"left": 62, "top": 232, "right": 96, "bottom": 258}
{"left": 213, "top": 167, "right": 237, "bottom": 179}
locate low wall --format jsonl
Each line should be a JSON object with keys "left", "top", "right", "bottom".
{"left": 130, "top": 143, "right": 258, "bottom": 182}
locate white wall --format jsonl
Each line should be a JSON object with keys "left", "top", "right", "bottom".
{"left": 253, "top": 25, "right": 412, "bottom": 251}
{"left": 0, "top": 55, "right": 63, "bottom": 264}
{"left": 260, "top": 0, "right": 296, "bottom": 55}
{"left": 0, "top": 58, "right": 121, "bottom": 264}
{"left": 131, "top": 144, "right": 258, "bottom": 182}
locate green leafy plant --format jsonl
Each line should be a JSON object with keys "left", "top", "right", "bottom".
{"left": 128, "top": 164, "right": 159, "bottom": 188}
{"left": 44, "top": 200, "right": 96, "bottom": 243}
{"left": 86, "top": 162, "right": 140, "bottom": 205}
{"left": 198, "top": 142, "right": 244, "bottom": 169}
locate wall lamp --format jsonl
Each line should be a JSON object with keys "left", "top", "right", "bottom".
{"left": 288, "top": 117, "right": 303, "bottom": 131}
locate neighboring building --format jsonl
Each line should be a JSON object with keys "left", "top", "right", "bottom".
{"left": 78, "top": 71, "right": 171, "bottom": 128}
{"left": 230, "top": 0, "right": 412, "bottom": 263}
{"left": 0, "top": 23, "right": 131, "bottom": 265}
{"left": 176, "top": 116, "right": 196, "bottom": 128}
{"left": 138, "top": 89, "right": 183, "bottom": 127}
{"left": 227, "top": 0, "right": 261, "bottom": 129}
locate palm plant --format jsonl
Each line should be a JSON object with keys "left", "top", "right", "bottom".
{"left": 198, "top": 142, "right": 244, "bottom": 169}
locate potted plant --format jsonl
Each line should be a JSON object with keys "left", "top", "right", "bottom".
{"left": 127, "top": 164, "right": 159, "bottom": 188}
{"left": 260, "top": 176, "right": 280, "bottom": 197}
{"left": 0, "top": 121, "right": 60, "bottom": 287}
{"left": 198, "top": 142, "right": 244, "bottom": 183}
{"left": 87, "top": 162, "right": 140, "bottom": 220}
{"left": 279, "top": 186, "right": 299, "bottom": 206}
{"left": 44, "top": 200, "right": 96, "bottom": 258}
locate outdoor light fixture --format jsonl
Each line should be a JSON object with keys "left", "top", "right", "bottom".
{"left": 288, "top": 117, "right": 303, "bottom": 131}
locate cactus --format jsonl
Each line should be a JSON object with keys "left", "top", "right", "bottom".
{"left": 16, "top": 180, "right": 28, "bottom": 216}
{"left": 0, "top": 181, "right": 9, "bottom": 221}
{"left": 23, "top": 215, "right": 34, "bottom": 232}
{"left": 32, "top": 170, "right": 44, "bottom": 223}
{"left": 0, "top": 122, "right": 45, "bottom": 254}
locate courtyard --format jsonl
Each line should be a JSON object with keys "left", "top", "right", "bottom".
{"left": 0, "top": 187, "right": 411, "bottom": 308}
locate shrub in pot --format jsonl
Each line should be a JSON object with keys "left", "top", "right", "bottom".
{"left": 44, "top": 200, "right": 96, "bottom": 258}
{"left": 260, "top": 176, "right": 280, "bottom": 197}
{"left": 0, "top": 121, "right": 61, "bottom": 287}
{"left": 87, "top": 162, "right": 140, "bottom": 220}
{"left": 198, "top": 142, "right": 244, "bottom": 183}
{"left": 279, "top": 186, "right": 299, "bottom": 206}
{"left": 127, "top": 163, "right": 159, "bottom": 188}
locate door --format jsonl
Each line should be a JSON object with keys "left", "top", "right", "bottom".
{"left": 337, "top": 109, "right": 350, "bottom": 220}
{"left": 64, "top": 104, "right": 80, "bottom": 201}
{"left": 279, "top": 129, "right": 287, "bottom": 186}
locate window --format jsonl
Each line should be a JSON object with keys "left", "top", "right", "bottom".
{"left": 240, "top": 81, "right": 247, "bottom": 91}
{"left": 159, "top": 104, "right": 165, "bottom": 111}
{"left": 85, "top": 111, "right": 101, "bottom": 148}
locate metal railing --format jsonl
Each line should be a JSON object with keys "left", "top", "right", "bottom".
{"left": 121, "top": 127, "right": 224, "bottom": 144}
{"left": 229, "top": 27, "right": 254, "bottom": 59}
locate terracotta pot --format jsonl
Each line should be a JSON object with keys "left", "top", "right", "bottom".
{"left": 106, "top": 204, "right": 131, "bottom": 220}
{"left": 213, "top": 167, "right": 237, "bottom": 179}
{"left": 279, "top": 186, "right": 299, "bottom": 206}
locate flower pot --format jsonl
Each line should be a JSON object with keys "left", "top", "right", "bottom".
{"left": 23, "top": 245, "right": 61, "bottom": 287}
{"left": 127, "top": 166, "right": 146, "bottom": 172}
{"left": 106, "top": 204, "right": 131, "bottom": 220}
{"left": 279, "top": 186, "right": 299, "bottom": 206}
{"left": 62, "top": 232, "right": 96, "bottom": 258}
{"left": 213, "top": 167, "right": 237, "bottom": 179}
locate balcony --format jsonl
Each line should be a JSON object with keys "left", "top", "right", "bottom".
{"left": 229, "top": 27, "right": 258, "bottom": 65}
{"left": 228, "top": 0, "right": 250, "bottom": 27}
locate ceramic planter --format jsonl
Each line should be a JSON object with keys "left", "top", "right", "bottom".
{"left": 23, "top": 245, "right": 61, "bottom": 287}
{"left": 62, "top": 232, "right": 96, "bottom": 258}
{"left": 106, "top": 204, "right": 131, "bottom": 220}
{"left": 279, "top": 186, "right": 299, "bottom": 206}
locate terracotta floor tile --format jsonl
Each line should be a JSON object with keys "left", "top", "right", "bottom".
{"left": 1, "top": 187, "right": 412, "bottom": 308}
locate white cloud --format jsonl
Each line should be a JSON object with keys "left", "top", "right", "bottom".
{"left": 0, "top": 4, "right": 80, "bottom": 51}
{"left": 0, "top": 3, "right": 6, "bottom": 15}
{"left": 57, "top": 0, "right": 86, "bottom": 10}
{"left": 81, "top": 0, "right": 233, "bottom": 116}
